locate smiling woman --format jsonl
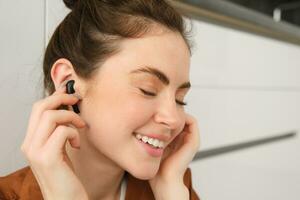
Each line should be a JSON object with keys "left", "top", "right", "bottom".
{"left": 0, "top": 0, "right": 200, "bottom": 200}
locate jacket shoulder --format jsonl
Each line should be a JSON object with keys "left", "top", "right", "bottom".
{"left": 0, "top": 166, "right": 31, "bottom": 199}
{"left": 183, "top": 167, "right": 201, "bottom": 200}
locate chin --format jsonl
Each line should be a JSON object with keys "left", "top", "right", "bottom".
{"left": 126, "top": 163, "right": 160, "bottom": 180}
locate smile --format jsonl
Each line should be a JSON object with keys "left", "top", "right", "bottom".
{"left": 134, "top": 133, "right": 165, "bottom": 149}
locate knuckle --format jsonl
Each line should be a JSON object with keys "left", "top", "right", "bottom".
{"left": 68, "top": 127, "right": 78, "bottom": 137}
{"left": 55, "top": 93, "right": 70, "bottom": 101}
{"left": 55, "top": 125, "right": 68, "bottom": 133}
{"left": 67, "top": 126, "right": 78, "bottom": 136}
{"left": 32, "top": 100, "right": 42, "bottom": 111}
{"left": 55, "top": 125, "right": 77, "bottom": 139}
{"left": 63, "top": 110, "right": 84, "bottom": 124}
{"left": 57, "top": 125, "right": 76, "bottom": 135}
{"left": 59, "top": 109, "right": 72, "bottom": 117}
{"left": 58, "top": 109, "right": 73, "bottom": 119}
{"left": 41, "top": 110, "right": 55, "bottom": 121}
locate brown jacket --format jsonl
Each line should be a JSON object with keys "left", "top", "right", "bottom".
{"left": 0, "top": 166, "right": 200, "bottom": 200}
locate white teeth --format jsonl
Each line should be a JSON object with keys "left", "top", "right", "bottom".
{"left": 148, "top": 138, "right": 154, "bottom": 144}
{"left": 142, "top": 136, "right": 149, "bottom": 143}
{"left": 136, "top": 134, "right": 142, "bottom": 140}
{"left": 153, "top": 139, "right": 159, "bottom": 146}
{"left": 135, "top": 133, "right": 164, "bottom": 149}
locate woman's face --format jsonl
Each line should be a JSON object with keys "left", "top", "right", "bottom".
{"left": 80, "top": 29, "right": 191, "bottom": 179}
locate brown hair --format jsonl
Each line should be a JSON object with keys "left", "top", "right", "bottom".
{"left": 43, "top": 0, "right": 194, "bottom": 97}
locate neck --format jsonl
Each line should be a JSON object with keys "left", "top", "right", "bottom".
{"left": 66, "top": 135, "right": 125, "bottom": 200}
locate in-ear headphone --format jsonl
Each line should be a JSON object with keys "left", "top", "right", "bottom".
{"left": 66, "top": 80, "right": 80, "bottom": 114}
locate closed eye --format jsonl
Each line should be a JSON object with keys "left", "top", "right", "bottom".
{"left": 139, "top": 88, "right": 187, "bottom": 106}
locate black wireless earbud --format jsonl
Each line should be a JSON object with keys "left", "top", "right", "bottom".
{"left": 66, "top": 80, "right": 80, "bottom": 114}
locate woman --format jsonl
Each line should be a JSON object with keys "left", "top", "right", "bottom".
{"left": 0, "top": 0, "right": 200, "bottom": 199}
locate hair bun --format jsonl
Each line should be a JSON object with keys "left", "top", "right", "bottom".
{"left": 63, "top": 0, "right": 78, "bottom": 10}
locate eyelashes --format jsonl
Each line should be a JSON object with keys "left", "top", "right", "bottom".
{"left": 139, "top": 88, "right": 187, "bottom": 106}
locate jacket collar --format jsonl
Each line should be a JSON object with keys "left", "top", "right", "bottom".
{"left": 19, "top": 167, "right": 155, "bottom": 200}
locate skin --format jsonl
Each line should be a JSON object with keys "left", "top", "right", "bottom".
{"left": 21, "top": 26, "right": 200, "bottom": 200}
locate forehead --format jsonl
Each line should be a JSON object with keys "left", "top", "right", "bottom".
{"left": 120, "top": 30, "right": 190, "bottom": 77}
{"left": 94, "top": 28, "right": 191, "bottom": 87}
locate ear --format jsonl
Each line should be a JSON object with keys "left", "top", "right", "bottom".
{"left": 51, "top": 58, "right": 77, "bottom": 91}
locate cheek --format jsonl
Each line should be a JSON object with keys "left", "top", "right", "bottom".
{"left": 117, "top": 95, "right": 154, "bottom": 128}
{"left": 84, "top": 86, "right": 155, "bottom": 136}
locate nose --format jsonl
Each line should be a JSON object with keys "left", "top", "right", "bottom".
{"left": 153, "top": 97, "right": 183, "bottom": 131}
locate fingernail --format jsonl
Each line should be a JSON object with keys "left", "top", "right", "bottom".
{"left": 83, "top": 122, "right": 90, "bottom": 129}
{"left": 80, "top": 120, "right": 86, "bottom": 127}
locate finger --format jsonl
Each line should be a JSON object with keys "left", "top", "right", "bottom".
{"left": 163, "top": 114, "right": 200, "bottom": 171}
{"left": 25, "top": 85, "right": 67, "bottom": 141}
{"left": 184, "top": 113, "right": 200, "bottom": 151}
{"left": 44, "top": 125, "right": 80, "bottom": 158}
{"left": 31, "top": 110, "right": 86, "bottom": 149}
{"left": 22, "top": 95, "right": 81, "bottom": 150}
{"left": 162, "top": 131, "right": 184, "bottom": 161}
{"left": 176, "top": 114, "right": 200, "bottom": 163}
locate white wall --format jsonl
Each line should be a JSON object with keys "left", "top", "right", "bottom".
{"left": 1, "top": 1, "right": 299, "bottom": 199}
{"left": 187, "top": 21, "right": 300, "bottom": 200}
{"left": 0, "top": 0, "right": 45, "bottom": 173}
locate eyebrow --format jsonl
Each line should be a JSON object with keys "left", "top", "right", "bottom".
{"left": 129, "top": 66, "right": 191, "bottom": 89}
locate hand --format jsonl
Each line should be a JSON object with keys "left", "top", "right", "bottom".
{"left": 148, "top": 113, "right": 200, "bottom": 199}
{"left": 20, "top": 84, "right": 88, "bottom": 200}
